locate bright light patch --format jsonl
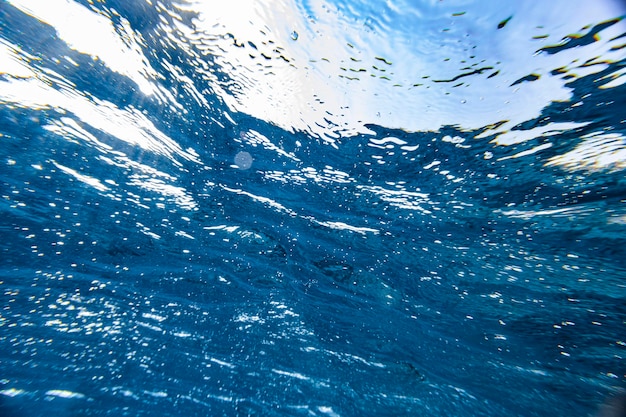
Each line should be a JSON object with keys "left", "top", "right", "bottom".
{"left": 7, "top": 0, "right": 161, "bottom": 98}
{"left": 185, "top": 0, "right": 626, "bottom": 139}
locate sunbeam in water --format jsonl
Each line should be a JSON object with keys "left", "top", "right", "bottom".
{"left": 1, "top": 0, "right": 625, "bottom": 416}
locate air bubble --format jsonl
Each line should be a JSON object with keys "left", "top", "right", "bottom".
{"left": 234, "top": 151, "right": 253, "bottom": 170}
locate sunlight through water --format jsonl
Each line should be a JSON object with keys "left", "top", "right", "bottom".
{"left": 1, "top": 0, "right": 625, "bottom": 416}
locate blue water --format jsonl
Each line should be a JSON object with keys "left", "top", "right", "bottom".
{"left": 1, "top": 0, "right": 625, "bottom": 416}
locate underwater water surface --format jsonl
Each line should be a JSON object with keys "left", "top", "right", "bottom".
{"left": 1, "top": 0, "right": 626, "bottom": 416}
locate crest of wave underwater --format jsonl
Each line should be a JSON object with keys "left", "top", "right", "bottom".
{"left": 1, "top": 0, "right": 625, "bottom": 415}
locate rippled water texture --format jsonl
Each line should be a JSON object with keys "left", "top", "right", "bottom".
{"left": 1, "top": 0, "right": 626, "bottom": 416}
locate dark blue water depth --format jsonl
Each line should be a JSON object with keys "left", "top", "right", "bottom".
{"left": 1, "top": 1, "right": 626, "bottom": 416}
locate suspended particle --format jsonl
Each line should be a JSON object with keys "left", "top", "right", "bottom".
{"left": 498, "top": 16, "right": 513, "bottom": 29}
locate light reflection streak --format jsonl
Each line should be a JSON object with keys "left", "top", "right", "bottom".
{"left": 499, "top": 207, "right": 597, "bottom": 220}
{"left": 478, "top": 122, "right": 591, "bottom": 145}
{"left": 128, "top": 176, "right": 197, "bottom": 211}
{"left": 220, "top": 184, "right": 380, "bottom": 234}
{"left": 238, "top": 129, "right": 300, "bottom": 161}
{"left": 546, "top": 132, "right": 626, "bottom": 172}
{"left": 262, "top": 166, "right": 355, "bottom": 185}
{"left": 0, "top": 76, "right": 199, "bottom": 165}
{"left": 311, "top": 220, "right": 379, "bottom": 235}
{"left": 52, "top": 161, "right": 110, "bottom": 192}
{"left": 357, "top": 185, "right": 435, "bottom": 214}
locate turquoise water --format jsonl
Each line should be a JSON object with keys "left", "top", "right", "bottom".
{"left": 1, "top": 1, "right": 625, "bottom": 416}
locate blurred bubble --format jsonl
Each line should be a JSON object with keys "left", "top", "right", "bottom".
{"left": 234, "top": 151, "right": 253, "bottom": 170}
